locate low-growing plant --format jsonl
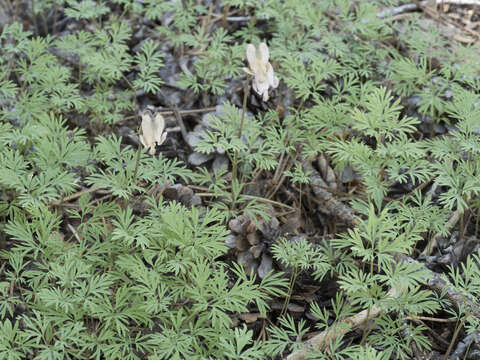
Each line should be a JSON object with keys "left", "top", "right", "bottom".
{"left": 2, "top": 0, "right": 480, "bottom": 359}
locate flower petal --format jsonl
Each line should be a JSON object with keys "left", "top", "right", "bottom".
{"left": 272, "top": 75, "right": 279, "bottom": 88}
{"left": 246, "top": 44, "right": 257, "bottom": 71}
{"left": 141, "top": 113, "right": 155, "bottom": 146}
{"left": 243, "top": 67, "right": 254, "bottom": 76}
{"left": 159, "top": 131, "right": 168, "bottom": 146}
{"left": 262, "top": 90, "right": 269, "bottom": 102}
{"left": 266, "top": 63, "right": 279, "bottom": 89}
{"left": 152, "top": 114, "right": 166, "bottom": 144}
{"left": 259, "top": 42, "right": 269, "bottom": 63}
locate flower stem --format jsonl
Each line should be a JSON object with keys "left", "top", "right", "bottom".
{"left": 132, "top": 130, "right": 142, "bottom": 184}
{"left": 231, "top": 75, "right": 250, "bottom": 184}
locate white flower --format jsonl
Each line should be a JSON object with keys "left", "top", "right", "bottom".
{"left": 139, "top": 112, "right": 167, "bottom": 155}
{"left": 243, "top": 42, "right": 279, "bottom": 102}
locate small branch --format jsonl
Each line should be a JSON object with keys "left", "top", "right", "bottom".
{"left": 194, "top": 191, "right": 294, "bottom": 210}
{"left": 67, "top": 223, "right": 81, "bottom": 242}
{"left": 223, "top": 16, "right": 252, "bottom": 22}
{"left": 377, "top": 3, "right": 420, "bottom": 18}
{"left": 286, "top": 288, "right": 399, "bottom": 360}
{"left": 405, "top": 315, "right": 457, "bottom": 323}
{"left": 172, "top": 105, "right": 192, "bottom": 151}
{"left": 285, "top": 159, "right": 480, "bottom": 358}
{"left": 421, "top": 208, "right": 462, "bottom": 256}
{"left": 50, "top": 186, "right": 100, "bottom": 206}
{"left": 436, "top": 0, "right": 480, "bottom": 5}
{"left": 377, "top": 0, "right": 480, "bottom": 20}
{"left": 450, "top": 332, "right": 478, "bottom": 359}
{"left": 287, "top": 253, "right": 480, "bottom": 359}
{"left": 158, "top": 106, "right": 217, "bottom": 116}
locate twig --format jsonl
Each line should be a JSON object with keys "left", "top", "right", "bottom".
{"left": 50, "top": 186, "right": 100, "bottom": 206}
{"left": 222, "top": 16, "right": 252, "bottom": 22}
{"left": 67, "top": 223, "right": 81, "bottom": 242}
{"left": 158, "top": 106, "right": 217, "bottom": 116}
{"left": 450, "top": 332, "right": 478, "bottom": 359}
{"left": 436, "top": 0, "right": 480, "bottom": 5}
{"left": 232, "top": 74, "right": 250, "bottom": 185}
{"left": 286, "top": 288, "right": 399, "bottom": 360}
{"left": 195, "top": 191, "right": 294, "bottom": 210}
{"left": 87, "top": 194, "right": 115, "bottom": 207}
{"left": 419, "top": 0, "right": 480, "bottom": 39}
{"left": 172, "top": 105, "right": 192, "bottom": 151}
{"left": 421, "top": 208, "right": 462, "bottom": 256}
{"left": 377, "top": 1, "right": 480, "bottom": 20}
{"left": 405, "top": 315, "right": 457, "bottom": 322}
{"left": 267, "top": 156, "right": 294, "bottom": 200}
{"left": 409, "top": 318, "right": 452, "bottom": 347}
{"left": 120, "top": 106, "right": 217, "bottom": 124}
{"left": 399, "top": 254, "right": 480, "bottom": 317}
{"left": 378, "top": 3, "right": 420, "bottom": 18}
{"left": 286, "top": 253, "right": 480, "bottom": 359}
{"left": 286, "top": 162, "right": 480, "bottom": 359}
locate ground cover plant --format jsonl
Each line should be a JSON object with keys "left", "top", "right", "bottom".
{"left": 1, "top": 0, "right": 480, "bottom": 359}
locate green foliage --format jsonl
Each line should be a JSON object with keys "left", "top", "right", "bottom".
{"left": 0, "top": 200, "right": 287, "bottom": 359}
{"left": 86, "top": 134, "right": 192, "bottom": 199}
{"left": 196, "top": 103, "right": 278, "bottom": 173}
{"left": 2, "top": 0, "right": 480, "bottom": 358}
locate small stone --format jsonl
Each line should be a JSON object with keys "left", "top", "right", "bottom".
{"left": 178, "top": 185, "right": 194, "bottom": 198}
{"left": 341, "top": 164, "right": 356, "bottom": 183}
{"left": 239, "top": 313, "right": 264, "bottom": 323}
{"left": 178, "top": 186, "right": 194, "bottom": 204}
{"left": 212, "top": 155, "right": 229, "bottom": 173}
{"left": 269, "top": 217, "right": 280, "bottom": 231}
{"left": 163, "top": 184, "right": 180, "bottom": 200}
{"left": 193, "top": 124, "right": 204, "bottom": 132}
{"left": 201, "top": 113, "right": 215, "bottom": 128}
{"left": 160, "top": 88, "right": 182, "bottom": 106}
{"left": 186, "top": 132, "right": 203, "bottom": 148}
{"left": 189, "top": 195, "right": 202, "bottom": 207}
{"left": 257, "top": 254, "right": 273, "bottom": 279}
{"left": 287, "top": 303, "right": 305, "bottom": 313}
{"left": 188, "top": 152, "right": 213, "bottom": 166}
{"left": 407, "top": 96, "right": 421, "bottom": 107}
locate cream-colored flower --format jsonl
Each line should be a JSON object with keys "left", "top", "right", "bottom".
{"left": 139, "top": 112, "right": 167, "bottom": 155}
{"left": 243, "top": 42, "right": 279, "bottom": 102}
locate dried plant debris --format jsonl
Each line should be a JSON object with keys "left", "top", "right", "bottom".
{"left": 5, "top": 1, "right": 480, "bottom": 359}
{"left": 228, "top": 211, "right": 279, "bottom": 278}
{"left": 316, "top": 154, "right": 338, "bottom": 191}
{"left": 163, "top": 183, "right": 201, "bottom": 208}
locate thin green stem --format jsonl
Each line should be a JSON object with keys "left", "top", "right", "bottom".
{"left": 30, "top": 0, "right": 39, "bottom": 36}
{"left": 231, "top": 75, "right": 250, "bottom": 185}
{"left": 299, "top": 183, "right": 302, "bottom": 212}
{"left": 444, "top": 317, "right": 464, "bottom": 360}
{"left": 359, "top": 305, "right": 373, "bottom": 346}
{"left": 132, "top": 130, "right": 142, "bottom": 184}
{"left": 281, "top": 268, "right": 298, "bottom": 317}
